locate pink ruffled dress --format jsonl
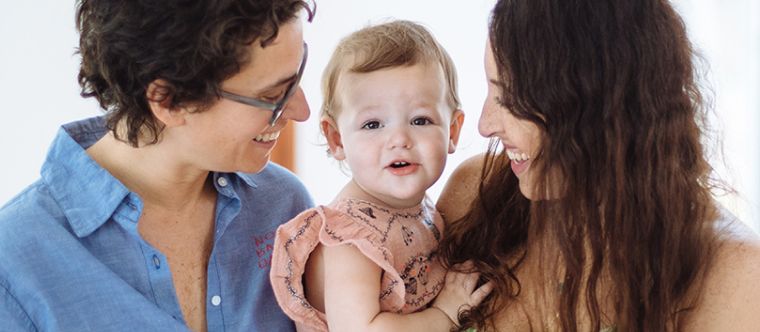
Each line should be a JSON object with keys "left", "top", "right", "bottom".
{"left": 270, "top": 197, "right": 447, "bottom": 331}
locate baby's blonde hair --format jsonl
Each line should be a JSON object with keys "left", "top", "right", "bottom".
{"left": 320, "top": 20, "right": 461, "bottom": 123}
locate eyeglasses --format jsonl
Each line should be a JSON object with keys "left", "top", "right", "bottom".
{"left": 221, "top": 42, "right": 308, "bottom": 126}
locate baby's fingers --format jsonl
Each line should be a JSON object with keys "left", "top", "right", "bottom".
{"left": 452, "top": 260, "right": 476, "bottom": 273}
{"left": 443, "top": 268, "right": 479, "bottom": 292}
{"left": 460, "top": 270, "right": 481, "bottom": 292}
{"left": 469, "top": 281, "right": 494, "bottom": 306}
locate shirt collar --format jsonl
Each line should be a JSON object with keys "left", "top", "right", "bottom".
{"left": 41, "top": 117, "right": 130, "bottom": 238}
{"left": 234, "top": 172, "right": 258, "bottom": 188}
{"left": 41, "top": 116, "right": 261, "bottom": 238}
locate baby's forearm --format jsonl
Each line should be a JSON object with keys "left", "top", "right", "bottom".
{"left": 355, "top": 308, "right": 454, "bottom": 332}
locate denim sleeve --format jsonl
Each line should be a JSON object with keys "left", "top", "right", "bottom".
{"left": 0, "top": 283, "right": 37, "bottom": 331}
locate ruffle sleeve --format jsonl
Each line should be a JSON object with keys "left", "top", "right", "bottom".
{"left": 270, "top": 205, "right": 409, "bottom": 332}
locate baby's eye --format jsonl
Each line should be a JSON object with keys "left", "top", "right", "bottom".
{"left": 411, "top": 117, "right": 433, "bottom": 126}
{"left": 361, "top": 120, "right": 382, "bottom": 130}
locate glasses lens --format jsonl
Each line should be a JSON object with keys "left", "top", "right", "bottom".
{"left": 269, "top": 43, "right": 307, "bottom": 126}
{"left": 269, "top": 105, "right": 284, "bottom": 125}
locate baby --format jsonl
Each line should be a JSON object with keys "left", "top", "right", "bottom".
{"left": 271, "top": 20, "right": 491, "bottom": 331}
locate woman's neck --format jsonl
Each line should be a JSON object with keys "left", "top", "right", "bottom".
{"left": 86, "top": 131, "right": 212, "bottom": 212}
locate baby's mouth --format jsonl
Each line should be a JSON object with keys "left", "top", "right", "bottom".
{"left": 389, "top": 161, "right": 411, "bottom": 168}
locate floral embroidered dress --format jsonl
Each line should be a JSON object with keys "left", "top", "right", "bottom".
{"left": 270, "top": 197, "right": 446, "bottom": 331}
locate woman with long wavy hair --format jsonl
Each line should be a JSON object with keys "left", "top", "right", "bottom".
{"left": 438, "top": 0, "right": 760, "bottom": 330}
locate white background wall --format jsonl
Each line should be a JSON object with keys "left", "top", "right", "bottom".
{"left": 1, "top": 1, "right": 758, "bottom": 231}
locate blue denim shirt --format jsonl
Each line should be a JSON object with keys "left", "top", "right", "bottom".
{"left": 0, "top": 117, "right": 313, "bottom": 331}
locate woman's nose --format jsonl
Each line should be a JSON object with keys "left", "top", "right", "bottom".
{"left": 478, "top": 101, "right": 499, "bottom": 138}
{"left": 280, "top": 87, "right": 310, "bottom": 123}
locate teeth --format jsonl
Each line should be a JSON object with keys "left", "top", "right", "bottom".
{"left": 392, "top": 161, "right": 410, "bottom": 167}
{"left": 507, "top": 150, "right": 530, "bottom": 162}
{"left": 254, "top": 131, "right": 280, "bottom": 142}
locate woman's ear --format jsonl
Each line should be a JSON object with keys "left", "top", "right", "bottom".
{"left": 321, "top": 117, "right": 346, "bottom": 160}
{"left": 146, "top": 79, "right": 185, "bottom": 128}
{"left": 448, "top": 109, "right": 465, "bottom": 154}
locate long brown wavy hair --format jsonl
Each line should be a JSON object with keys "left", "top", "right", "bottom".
{"left": 440, "top": 0, "right": 724, "bottom": 330}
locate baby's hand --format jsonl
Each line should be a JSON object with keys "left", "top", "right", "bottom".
{"left": 431, "top": 261, "right": 494, "bottom": 326}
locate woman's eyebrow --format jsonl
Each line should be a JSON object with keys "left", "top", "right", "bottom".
{"left": 252, "top": 73, "right": 298, "bottom": 95}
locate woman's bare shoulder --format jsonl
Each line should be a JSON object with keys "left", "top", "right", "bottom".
{"left": 436, "top": 153, "right": 486, "bottom": 223}
{"left": 685, "top": 214, "right": 760, "bottom": 330}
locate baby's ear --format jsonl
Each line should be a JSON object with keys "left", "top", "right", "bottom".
{"left": 321, "top": 117, "right": 346, "bottom": 160}
{"left": 146, "top": 79, "right": 185, "bottom": 128}
{"left": 448, "top": 109, "right": 465, "bottom": 154}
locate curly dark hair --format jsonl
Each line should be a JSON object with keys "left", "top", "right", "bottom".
{"left": 76, "top": 0, "right": 315, "bottom": 146}
{"left": 440, "top": 0, "right": 724, "bottom": 331}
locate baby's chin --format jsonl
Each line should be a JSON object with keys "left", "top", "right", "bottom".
{"left": 377, "top": 189, "right": 430, "bottom": 209}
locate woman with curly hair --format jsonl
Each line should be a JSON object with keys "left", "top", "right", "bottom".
{"left": 438, "top": 0, "right": 760, "bottom": 330}
{"left": 0, "top": 1, "right": 314, "bottom": 331}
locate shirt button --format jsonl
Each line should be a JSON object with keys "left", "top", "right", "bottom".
{"left": 217, "top": 177, "right": 229, "bottom": 187}
{"left": 152, "top": 255, "right": 161, "bottom": 269}
{"left": 211, "top": 295, "right": 222, "bottom": 306}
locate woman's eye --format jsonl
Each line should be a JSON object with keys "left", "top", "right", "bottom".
{"left": 411, "top": 117, "right": 433, "bottom": 126}
{"left": 495, "top": 95, "right": 513, "bottom": 108}
{"left": 260, "top": 90, "right": 286, "bottom": 103}
{"left": 361, "top": 120, "right": 382, "bottom": 130}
